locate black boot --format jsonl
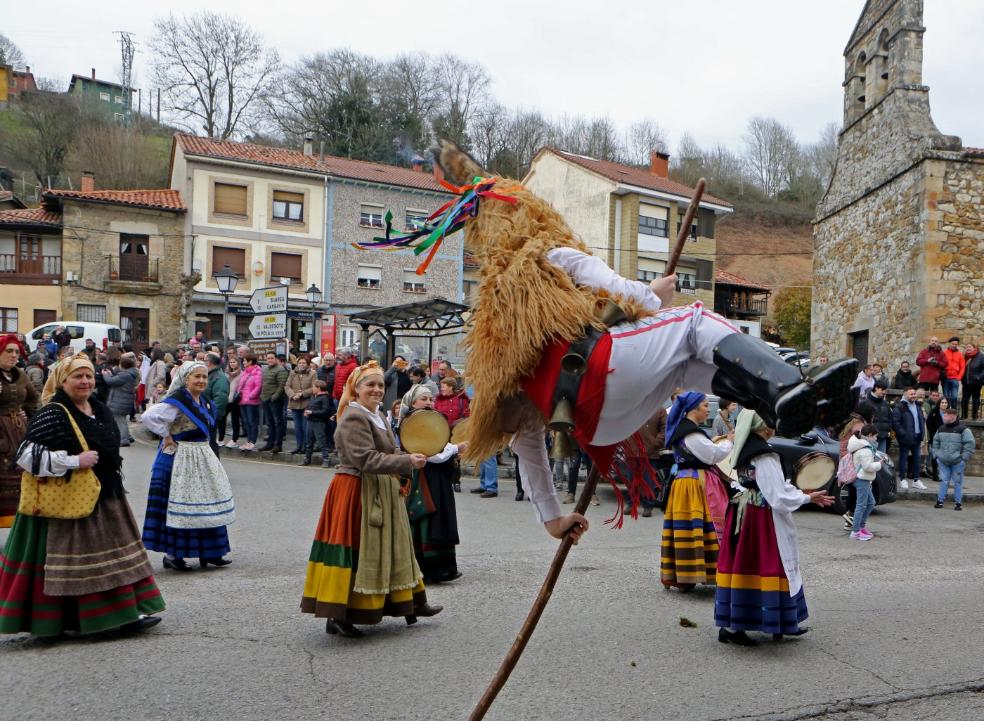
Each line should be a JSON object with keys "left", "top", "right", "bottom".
{"left": 711, "top": 334, "right": 857, "bottom": 437}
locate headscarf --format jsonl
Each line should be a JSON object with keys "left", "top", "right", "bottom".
{"left": 166, "top": 360, "right": 207, "bottom": 397}
{"left": 336, "top": 360, "right": 385, "bottom": 420}
{"left": 40, "top": 353, "right": 95, "bottom": 405}
{"left": 665, "top": 391, "right": 705, "bottom": 446}
{"left": 400, "top": 383, "right": 434, "bottom": 422}
{"left": 727, "top": 409, "right": 768, "bottom": 469}
{"left": 0, "top": 333, "right": 26, "bottom": 358}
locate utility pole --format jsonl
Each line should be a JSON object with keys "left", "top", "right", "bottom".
{"left": 115, "top": 31, "right": 135, "bottom": 126}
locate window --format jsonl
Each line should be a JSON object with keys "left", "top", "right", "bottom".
{"left": 405, "top": 209, "right": 429, "bottom": 231}
{"left": 637, "top": 269, "right": 662, "bottom": 282}
{"left": 677, "top": 271, "right": 697, "bottom": 294}
{"left": 77, "top": 304, "right": 107, "bottom": 323}
{"left": 114, "top": 95, "right": 123, "bottom": 104}
{"left": 463, "top": 279, "right": 479, "bottom": 304}
{"left": 113, "top": 112, "right": 124, "bottom": 122}
{"left": 99, "top": 92, "right": 110, "bottom": 102}
{"left": 270, "top": 252, "right": 302, "bottom": 285}
{"left": 272, "top": 190, "right": 304, "bottom": 222}
{"left": 403, "top": 269, "right": 425, "bottom": 294}
{"left": 0, "top": 308, "right": 17, "bottom": 333}
{"left": 360, "top": 204, "right": 384, "bottom": 228}
{"left": 214, "top": 183, "right": 248, "bottom": 216}
{"left": 235, "top": 314, "right": 252, "bottom": 341}
{"left": 197, "top": 314, "right": 224, "bottom": 341}
{"left": 212, "top": 246, "right": 246, "bottom": 278}
{"left": 676, "top": 219, "right": 698, "bottom": 240}
{"left": 639, "top": 215, "right": 668, "bottom": 237}
{"left": 340, "top": 327, "right": 357, "bottom": 348}
{"left": 357, "top": 264, "right": 382, "bottom": 289}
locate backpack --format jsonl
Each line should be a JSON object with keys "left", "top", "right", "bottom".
{"left": 837, "top": 452, "right": 858, "bottom": 486}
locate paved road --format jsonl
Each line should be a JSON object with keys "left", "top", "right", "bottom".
{"left": 2, "top": 440, "right": 983, "bottom": 721}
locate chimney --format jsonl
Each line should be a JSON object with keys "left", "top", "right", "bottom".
{"left": 303, "top": 136, "right": 314, "bottom": 156}
{"left": 81, "top": 171, "right": 95, "bottom": 192}
{"left": 25, "top": 66, "right": 30, "bottom": 74}
{"left": 649, "top": 151, "right": 670, "bottom": 178}
{"left": 412, "top": 160, "right": 423, "bottom": 172}
{"left": 91, "top": 67, "right": 96, "bottom": 80}
{"left": 432, "top": 162, "right": 445, "bottom": 184}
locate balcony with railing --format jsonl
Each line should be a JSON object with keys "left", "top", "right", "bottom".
{"left": 722, "top": 294, "right": 768, "bottom": 318}
{"left": 104, "top": 255, "right": 162, "bottom": 292}
{"left": 0, "top": 253, "right": 62, "bottom": 283}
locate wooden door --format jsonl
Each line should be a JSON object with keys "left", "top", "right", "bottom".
{"left": 18, "top": 235, "right": 42, "bottom": 274}
{"left": 120, "top": 307, "right": 150, "bottom": 351}
{"left": 119, "top": 234, "right": 149, "bottom": 281}
{"left": 850, "top": 330, "right": 869, "bottom": 367}
{"left": 33, "top": 309, "right": 57, "bottom": 327}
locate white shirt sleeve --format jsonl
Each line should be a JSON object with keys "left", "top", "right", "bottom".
{"left": 546, "top": 247, "right": 662, "bottom": 312}
{"left": 682, "top": 433, "right": 733, "bottom": 464}
{"left": 141, "top": 401, "right": 179, "bottom": 437}
{"left": 427, "top": 443, "right": 459, "bottom": 464}
{"left": 754, "top": 453, "right": 810, "bottom": 513}
{"left": 510, "top": 427, "right": 562, "bottom": 524}
{"left": 16, "top": 443, "right": 80, "bottom": 477}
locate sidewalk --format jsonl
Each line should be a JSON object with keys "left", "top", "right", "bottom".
{"left": 895, "top": 474, "right": 984, "bottom": 503}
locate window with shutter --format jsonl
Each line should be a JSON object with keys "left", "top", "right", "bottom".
{"left": 272, "top": 190, "right": 304, "bottom": 222}
{"left": 695, "top": 259, "right": 713, "bottom": 291}
{"left": 214, "top": 183, "right": 248, "bottom": 216}
{"left": 270, "top": 252, "right": 302, "bottom": 284}
{"left": 212, "top": 246, "right": 246, "bottom": 277}
{"left": 357, "top": 265, "right": 382, "bottom": 289}
{"left": 403, "top": 269, "right": 426, "bottom": 294}
{"left": 360, "top": 204, "right": 384, "bottom": 228}
{"left": 697, "top": 209, "right": 716, "bottom": 239}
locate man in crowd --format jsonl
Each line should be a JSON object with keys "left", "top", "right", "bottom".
{"left": 916, "top": 337, "right": 947, "bottom": 393}
{"left": 409, "top": 365, "right": 438, "bottom": 395}
{"left": 892, "top": 386, "right": 927, "bottom": 491}
{"left": 331, "top": 349, "right": 358, "bottom": 401}
{"left": 430, "top": 360, "right": 455, "bottom": 387}
{"left": 892, "top": 360, "right": 917, "bottom": 389}
{"left": 866, "top": 378, "right": 893, "bottom": 453}
{"left": 870, "top": 363, "right": 887, "bottom": 385}
{"left": 259, "top": 352, "right": 289, "bottom": 453}
{"left": 204, "top": 353, "right": 229, "bottom": 450}
{"left": 941, "top": 336, "right": 965, "bottom": 409}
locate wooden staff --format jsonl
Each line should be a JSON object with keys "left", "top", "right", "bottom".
{"left": 665, "top": 177, "right": 706, "bottom": 276}
{"left": 467, "top": 466, "right": 602, "bottom": 721}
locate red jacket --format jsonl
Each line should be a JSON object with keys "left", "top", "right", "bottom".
{"left": 916, "top": 346, "right": 947, "bottom": 384}
{"left": 332, "top": 357, "right": 358, "bottom": 399}
{"left": 434, "top": 391, "right": 470, "bottom": 425}
{"left": 942, "top": 347, "right": 965, "bottom": 383}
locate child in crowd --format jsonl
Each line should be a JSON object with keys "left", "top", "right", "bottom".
{"left": 150, "top": 381, "right": 167, "bottom": 405}
{"left": 847, "top": 423, "right": 882, "bottom": 541}
{"left": 301, "top": 380, "right": 332, "bottom": 467}
{"left": 932, "top": 406, "right": 975, "bottom": 510}
{"left": 388, "top": 400, "right": 402, "bottom": 448}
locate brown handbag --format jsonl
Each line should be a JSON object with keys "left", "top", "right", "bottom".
{"left": 18, "top": 404, "right": 101, "bottom": 519}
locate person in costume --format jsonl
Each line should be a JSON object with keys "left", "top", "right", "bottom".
{"left": 714, "top": 410, "right": 833, "bottom": 646}
{"left": 0, "top": 335, "right": 39, "bottom": 528}
{"left": 0, "top": 354, "right": 164, "bottom": 636}
{"left": 660, "top": 392, "right": 733, "bottom": 590}
{"left": 141, "top": 362, "right": 235, "bottom": 571}
{"left": 400, "top": 385, "right": 466, "bottom": 584}
{"left": 300, "top": 361, "right": 444, "bottom": 638}
{"left": 355, "top": 142, "right": 857, "bottom": 544}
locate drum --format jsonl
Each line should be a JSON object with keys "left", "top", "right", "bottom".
{"left": 450, "top": 417, "right": 470, "bottom": 445}
{"left": 399, "top": 409, "right": 451, "bottom": 457}
{"left": 793, "top": 452, "right": 836, "bottom": 491}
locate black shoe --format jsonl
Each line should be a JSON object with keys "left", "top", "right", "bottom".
{"left": 199, "top": 557, "right": 232, "bottom": 568}
{"left": 258, "top": 444, "right": 275, "bottom": 452}
{"left": 955, "top": 503, "right": 963, "bottom": 511}
{"left": 772, "top": 628, "right": 809, "bottom": 640}
{"left": 718, "top": 628, "right": 759, "bottom": 646}
{"left": 120, "top": 615, "right": 161, "bottom": 634}
{"left": 300, "top": 458, "right": 312, "bottom": 466}
{"left": 271, "top": 446, "right": 282, "bottom": 454}
{"left": 453, "top": 482, "right": 461, "bottom": 493}
{"left": 480, "top": 491, "right": 498, "bottom": 498}
{"left": 163, "top": 556, "right": 192, "bottom": 572}
{"left": 934, "top": 501, "right": 944, "bottom": 508}
{"left": 470, "top": 487, "right": 486, "bottom": 494}
{"left": 412, "top": 603, "right": 443, "bottom": 618}
{"left": 515, "top": 490, "right": 525, "bottom": 501}
{"left": 325, "top": 618, "right": 363, "bottom": 637}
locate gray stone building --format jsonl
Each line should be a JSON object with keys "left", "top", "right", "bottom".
{"left": 813, "top": 0, "right": 984, "bottom": 369}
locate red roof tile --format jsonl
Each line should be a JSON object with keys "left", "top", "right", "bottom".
{"left": 46, "top": 189, "right": 186, "bottom": 212}
{"left": 176, "top": 134, "right": 449, "bottom": 194}
{"left": 963, "top": 147, "right": 984, "bottom": 157}
{"left": 715, "top": 269, "right": 770, "bottom": 291}
{"left": 541, "top": 147, "right": 732, "bottom": 208}
{"left": 0, "top": 208, "right": 63, "bottom": 226}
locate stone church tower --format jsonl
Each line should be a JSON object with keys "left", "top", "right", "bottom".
{"left": 813, "top": 0, "right": 984, "bottom": 369}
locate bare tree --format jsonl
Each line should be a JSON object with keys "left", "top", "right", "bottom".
{"left": 0, "top": 33, "right": 25, "bottom": 69}
{"left": 743, "top": 116, "right": 799, "bottom": 197}
{"left": 624, "top": 118, "right": 668, "bottom": 166}
{"left": 151, "top": 12, "right": 279, "bottom": 139}
{"left": 805, "top": 122, "right": 839, "bottom": 190}
{"left": 470, "top": 102, "right": 510, "bottom": 170}
{"left": 0, "top": 83, "right": 80, "bottom": 186}
{"left": 431, "top": 54, "right": 490, "bottom": 149}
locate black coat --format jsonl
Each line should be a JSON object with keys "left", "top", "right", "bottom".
{"left": 964, "top": 353, "right": 984, "bottom": 385}
{"left": 865, "top": 392, "right": 893, "bottom": 440}
{"left": 892, "top": 370, "right": 917, "bottom": 390}
{"left": 304, "top": 393, "right": 332, "bottom": 421}
{"left": 892, "top": 399, "right": 925, "bottom": 445}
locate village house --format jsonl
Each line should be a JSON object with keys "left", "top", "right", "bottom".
{"left": 0, "top": 205, "right": 63, "bottom": 335}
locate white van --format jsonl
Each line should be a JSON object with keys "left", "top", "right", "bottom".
{"left": 27, "top": 322, "right": 123, "bottom": 355}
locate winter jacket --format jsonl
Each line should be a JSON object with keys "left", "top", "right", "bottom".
{"left": 304, "top": 392, "right": 333, "bottom": 421}
{"left": 892, "top": 398, "right": 925, "bottom": 445}
{"left": 852, "top": 372, "right": 875, "bottom": 396}
{"left": 332, "top": 357, "right": 358, "bottom": 399}
{"left": 24, "top": 359, "right": 45, "bottom": 395}
{"left": 383, "top": 367, "right": 413, "bottom": 409}
{"left": 205, "top": 367, "right": 229, "bottom": 420}
{"left": 892, "top": 369, "right": 917, "bottom": 390}
{"left": 103, "top": 366, "right": 139, "bottom": 416}
{"left": 864, "top": 391, "right": 893, "bottom": 440}
{"left": 942, "top": 347, "right": 966, "bottom": 383}
{"left": 227, "top": 369, "right": 242, "bottom": 403}
{"left": 286, "top": 368, "right": 316, "bottom": 410}
{"left": 963, "top": 352, "right": 984, "bottom": 385}
{"left": 52, "top": 329, "right": 72, "bottom": 349}
{"left": 916, "top": 346, "right": 947, "bottom": 384}
{"left": 931, "top": 420, "right": 976, "bottom": 465}
{"left": 145, "top": 360, "right": 168, "bottom": 391}
{"left": 433, "top": 391, "right": 471, "bottom": 425}
{"left": 238, "top": 364, "right": 263, "bottom": 406}
{"left": 848, "top": 435, "right": 882, "bottom": 481}
{"left": 260, "top": 363, "right": 289, "bottom": 402}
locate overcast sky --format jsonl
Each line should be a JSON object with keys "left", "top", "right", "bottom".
{"left": 6, "top": 0, "right": 983, "bottom": 153}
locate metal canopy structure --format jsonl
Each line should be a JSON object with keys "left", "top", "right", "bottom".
{"left": 347, "top": 298, "right": 470, "bottom": 367}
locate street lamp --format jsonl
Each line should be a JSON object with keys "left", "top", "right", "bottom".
{"left": 305, "top": 283, "right": 322, "bottom": 355}
{"left": 212, "top": 264, "right": 239, "bottom": 354}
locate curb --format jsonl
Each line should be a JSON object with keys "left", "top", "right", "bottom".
{"left": 894, "top": 488, "right": 984, "bottom": 503}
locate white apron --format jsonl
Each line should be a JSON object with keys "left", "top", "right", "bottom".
{"left": 166, "top": 441, "right": 236, "bottom": 529}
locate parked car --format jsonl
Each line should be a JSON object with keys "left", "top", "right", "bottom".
{"left": 27, "top": 322, "right": 122, "bottom": 354}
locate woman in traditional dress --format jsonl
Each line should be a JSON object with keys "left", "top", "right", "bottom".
{"left": 400, "top": 385, "right": 466, "bottom": 584}
{"left": 301, "top": 361, "right": 443, "bottom": 638}
{"left": 141, "top": 361, "right": 235, "bottom": 571}
{"left": 0, "top": 335, "right": 39, "bottom": 528}
{"left": 660, "top": 391, "right": 733, "bottom": 591}
{"left": 715, "top": 410, "right": 833, "bottom": 646}
{"left": 0, "top": 354, "right": 164, "bottom": 636}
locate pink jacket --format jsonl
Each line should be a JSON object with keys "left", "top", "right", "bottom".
{"left": 238, "top": 364, "right": 263, "bottom": 405}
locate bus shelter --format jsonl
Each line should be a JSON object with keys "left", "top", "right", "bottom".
{"left": 347, "top": 298, "right": 470, "bottom": 368}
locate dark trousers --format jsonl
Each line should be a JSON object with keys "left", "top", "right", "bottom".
{"left": 567, "top": 451, "right": 593, "bottom": 495}
{"left": 219, "top": 403, "right": 241, "bottom": 442}
{"left": 961, "top": 383, "right": 982, "bottom": 419}
{"left": 304, "top": 419, "right": 329, "bottom": 463}
{"left": 897, "top": 442, "right": 922, "bottom": 481}
{"left": 918, "top": 381, "right": 939, "bottom": 393}
{"left": 262, "top": 397, "right": 287, "bottom": 447}
{"left": 325, "top": 398, "right": 338, "bottom": 450}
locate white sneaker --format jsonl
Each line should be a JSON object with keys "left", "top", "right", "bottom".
{"left": 899, "top": 479, "right": 909, "bottom": 490}
{"left": 226, "top": 439, "right": 240, "bottom": 448}
{"left": 912, "top": 480, "right": 928, "bottom": 490}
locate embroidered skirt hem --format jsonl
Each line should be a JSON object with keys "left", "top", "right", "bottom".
{"left": 660, "top": 472, "right": 719, "bottom": 587}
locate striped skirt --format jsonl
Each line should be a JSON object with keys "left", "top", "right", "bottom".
{"left": 0, "top": 498, "right": 165, "bottom": 637}
{"left": 714, "top": 503, "right": 808, "bottom": 635}
{"left": 142, "top": 448, "right": 231, "bottom": 560}
{"left": 301, "top": 473, "right": 427, "bottom": 625}
{"left": 660, "top": 470, "right": 719, "bottom": 588}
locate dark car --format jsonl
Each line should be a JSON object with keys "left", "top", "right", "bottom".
{"left": 769, "top": 428, "right": 897, "bottom": 515}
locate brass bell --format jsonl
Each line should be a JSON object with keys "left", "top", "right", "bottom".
{"left": 548, "top": 397, "right": 575, "bottom": 432}
{"left": 597, "top": 298, "right": 627, "bottom": 327}
{"left": 560, "top": 351, "right": 587, "bottom": 375}
{"left": 550, "top": 430, "right": 577, "bottom": 459}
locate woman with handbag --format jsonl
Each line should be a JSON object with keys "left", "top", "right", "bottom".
{"left": 141, "top": 362, "right": 235, "bottom": 571}
{"left": 0, "top": 354, "right": 164, "bottom": 636}
{"left": 300, "top": 361, "right": 443, "bottom": 638}
{"left": 400, "top": 385, "right": 466, "bottom": 584}
{"left": 0, "top": 335, "right": 39, "bottom": 528}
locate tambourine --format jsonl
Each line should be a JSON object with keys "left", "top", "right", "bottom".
{"left": 792, "top": 452, "right": 836, "bottom": 491}
{"left": 399, "top": 409, "right": 451, "bottom": 457}
{"left": 450, "top": 417, "right": 470, "bottom": 445}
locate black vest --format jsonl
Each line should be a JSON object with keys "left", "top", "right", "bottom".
{"left": 670, "top": 418, "right": 711, "bottom": 470}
